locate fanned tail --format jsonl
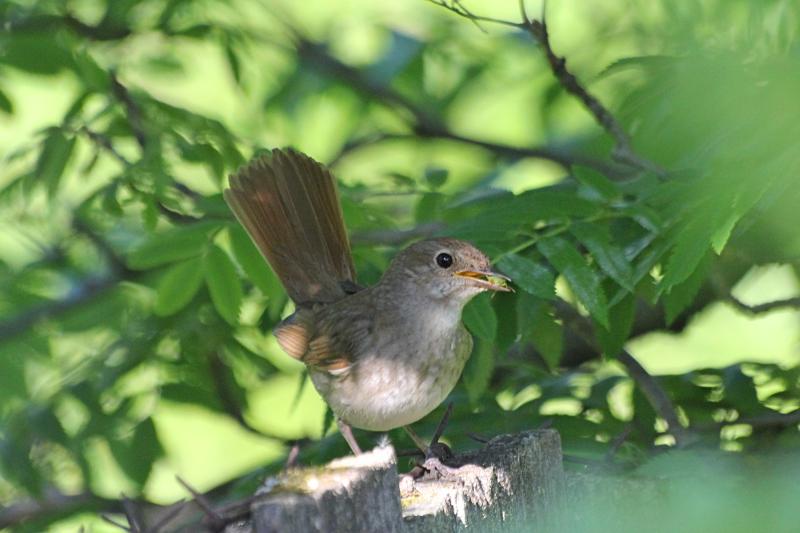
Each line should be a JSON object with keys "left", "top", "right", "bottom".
{"left": 224, "top": 148, "right": 356, "bottom": 304}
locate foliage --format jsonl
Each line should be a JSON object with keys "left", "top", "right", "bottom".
{"left": 1, "top": 0, "right": 799, "bottom": 529}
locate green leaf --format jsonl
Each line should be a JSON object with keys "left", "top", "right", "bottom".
{"left": 0, "top": 89, "right": 13, "bottom": 114}
{"left": 108, "top": 419, "right": 163, "bottom": 487}
{"left": 538, "top": 236, "right": 609, "bottom": 328}
{"left": 573, "top": 166, "right": 619, "bottom": 200}
{"left": 571, "top": 222, "right": 635, "bottom": 291}
{"left": 519, "top": 296, "right": 563, "bottom": 370}
{"left": 463, "top": 293, "right": 497, "bottom": 341}
{"left": 228, "top": 226, "right": 284, "bottom": 299}
{"left": 595, "top": 292, "right": 636, "bottom": 358}
{"left": 35, "top": 130, "right": 75, "bottom": 197}
{"left": 127, "top": 222, "right": 217, "bottom": 269}
{"left": 462, "top": 338, "right": 494, "bottom": 405}
{"left": 663, "top": 252, "right": 712, "bottom": 324}
{"left": 154, "top": 258, "right": 205, "bottom": 316}
{"left": 415, "top": 192, "right": 445, "bottom": 223}
{"left": 497, "top": 253, "right": 556, "bottom": 299}
{"left": 204, "top": 244, "right": 243, "bottom": 325}
{"left": 424, "top": 166, "right": 448, "bottom": 189}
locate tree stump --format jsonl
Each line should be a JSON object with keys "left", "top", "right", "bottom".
{"left": 234, "top": 429, "right": 563, "bottom": 532}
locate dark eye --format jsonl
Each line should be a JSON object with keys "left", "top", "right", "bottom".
{"left": 435, "top": 252, "right": 453, "bottom": 269}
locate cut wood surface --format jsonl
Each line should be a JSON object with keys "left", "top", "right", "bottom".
{"left": 230, "top": 429, "right": 564, "bottom": 533}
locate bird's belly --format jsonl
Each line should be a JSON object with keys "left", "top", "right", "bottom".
{"left": 310, "top": 349, "right": 469, "bottom": 432}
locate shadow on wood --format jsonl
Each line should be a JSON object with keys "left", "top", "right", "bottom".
{"left": 229, "top": 429, "right": 564, "bottom": 533}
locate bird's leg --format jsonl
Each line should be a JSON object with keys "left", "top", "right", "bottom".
{"left": 404, "top": 403, "right": 459, "bottom": 479}
{"left": 337, "top": 418, "right": 362, "bottom": 455}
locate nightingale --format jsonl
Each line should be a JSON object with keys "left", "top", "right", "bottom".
{"left": 224, "top": 148, "right": 510, "bottom": 455}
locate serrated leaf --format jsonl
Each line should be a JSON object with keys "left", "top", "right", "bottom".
{"left": 127, "top": 222, "right": 217, "bottom": 269}
{"left": 462, "top": 338, "right": 493, "bottom": 405}
{"left": 663, "top": 252, "right": 712, "bottom": 324}
{"left": 710, "top": 212, "right": 741, "bottom": 254}
{"left": 497, "top": 253, "right": 555, "bottom": 299}
{"left": 204, "top": 244, "right": 243, "bottom": 325}
{"left": 595, "top": 292, "right": 636, "bottom": 358}
{"left": 154, "top": 258, "right": 204, "bottom": 316}
{"left": 573, "top": 166, "right": 619, "bottom": 200}
{"left": 463, "top": 293, "right": 497, "bottom": 340}
{"left": 659, "top": 219, "right": 713, "bottom": 292}
{"left": 538, "top": 236, "right": 609, "bottom": 328}
{"left": 571, "top": 222, "right": 635, "bottom": 291}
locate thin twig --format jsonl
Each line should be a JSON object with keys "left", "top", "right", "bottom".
{"left": 727, "top": 295, "right": 800, "bottom": 315}
{"left": 695, "top": 409, "right": 800, "bottom": 431}
{"left": 208, "top": 352, "right": 279, "bottom": 440}
{"left": 432, "top": 0, "right": 665, "bottom": 177}
{"left": 175, "top": 476, "right": 224, "bottom": 528}
{"left": 110, "top": 72, "right": 148, "bottom": 150}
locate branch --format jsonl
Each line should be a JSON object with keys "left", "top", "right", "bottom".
{"left": 727, "top": 295, "right": 800, "bottom": 315}
{"left": 552, "top": 298, "right": 690, "bottom": 445}
{"left": 110, "top": 73, "right": 147, "bottom": 150}
{"left": 696, "top": 409, "right": 800, "bottom": 431}
{"left": 431, "top": 0, "right": 665, "bottom": 177}
{"left": 294, "top": 35, "right": 627, "bottom": 177}
{"left": 208, "top": 352, "right": 282, "bottom": 441}
{"left": 0, "top": 489, "right": 164, "bottom": 530}
{"left": 616, "top": 349, "right": 688, "bottom": 444}
{"left": 350, "top": 222, "right": 445, "bottom": 246}
{"left": 0, "top": 275, "right": 118, "bottom": 341}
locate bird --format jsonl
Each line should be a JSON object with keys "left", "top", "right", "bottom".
{"left": 224, "top": 148, "right": 510, "bottom": 456}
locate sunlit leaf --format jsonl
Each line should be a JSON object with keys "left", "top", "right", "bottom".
{"left": 127, "top": 222, "right": 217, "bottom": 269}
{"left": 204, "top": 244, "right": 243, "bottom": 325}
{"left": 154, "top": 257, "right": 205, "bottom": 316}
{"left": 538, "top": 236, "right": 609, "bottom": 328}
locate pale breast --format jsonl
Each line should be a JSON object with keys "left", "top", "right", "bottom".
{"left": 309, "top": 312, "right": 473, "bottom": 432}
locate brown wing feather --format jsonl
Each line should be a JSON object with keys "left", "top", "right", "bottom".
{"left": 224, "top": 148, "right": 356, "bottom": 304}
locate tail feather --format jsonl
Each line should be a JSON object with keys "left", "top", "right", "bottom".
{"left": 224, "top": 148, "right": 356, "bottom": 304}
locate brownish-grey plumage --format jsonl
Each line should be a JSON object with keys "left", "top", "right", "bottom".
{"left": 224, "top": 148, "right": 510, "bottom": 452}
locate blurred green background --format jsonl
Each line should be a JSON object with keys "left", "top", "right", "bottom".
{"left": 1, "top": 0, "right": 799, "bottom": 531}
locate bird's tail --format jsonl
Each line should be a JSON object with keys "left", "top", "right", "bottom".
{"left": 224, "top": 148, "right": 356, "bottom": 304}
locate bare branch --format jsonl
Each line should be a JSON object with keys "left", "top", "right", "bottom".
{"left": 616, "top": 350, "right": 688, "bottom": 444}
{"left": 433, "top": 0, "right": 666, "bottom": 177}
{"left": 727, "top": 295, "right": 800, "bottom": 315}
{"left": 696, "top": 409, "right": 800, "bottom": 431}
{"left": 552, "top": 298, "right": 690, "bottom": 445}
{"left": 294, "top": 34, "right": 628, "bottom": 177}
{"left": 350, "top": 222, "right": 445, "bottom": 246}
{"left": 0, "top": 489, "right": 163, "bottom": 531}
{"left": 110, "top": 73, "right": 148, "bottom": 150}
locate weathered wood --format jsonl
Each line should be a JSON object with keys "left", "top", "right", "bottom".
{"left": 402, "top": 430, "right": 563, "bottom": 532}
{"left": 249, "top": 445, "right": 403, "bottom": 533}
{"left": 239, "top": 429, "right": 563, "bottom": 533}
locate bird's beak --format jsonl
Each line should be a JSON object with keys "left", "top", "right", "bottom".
{"left": 455, "top": 270, "right": 513, "bottom": 292}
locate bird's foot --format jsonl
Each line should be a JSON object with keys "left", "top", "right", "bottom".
{"left": 404, "top": 403, "right": 461, "bottom": 480}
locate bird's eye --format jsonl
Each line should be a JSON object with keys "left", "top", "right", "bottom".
{"left": 435, "top": 252, "right": 453, "bottom": 269}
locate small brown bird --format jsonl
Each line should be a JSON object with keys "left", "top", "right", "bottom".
{"left": 224, "top": 148, "right": 510, "bottom": 455}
